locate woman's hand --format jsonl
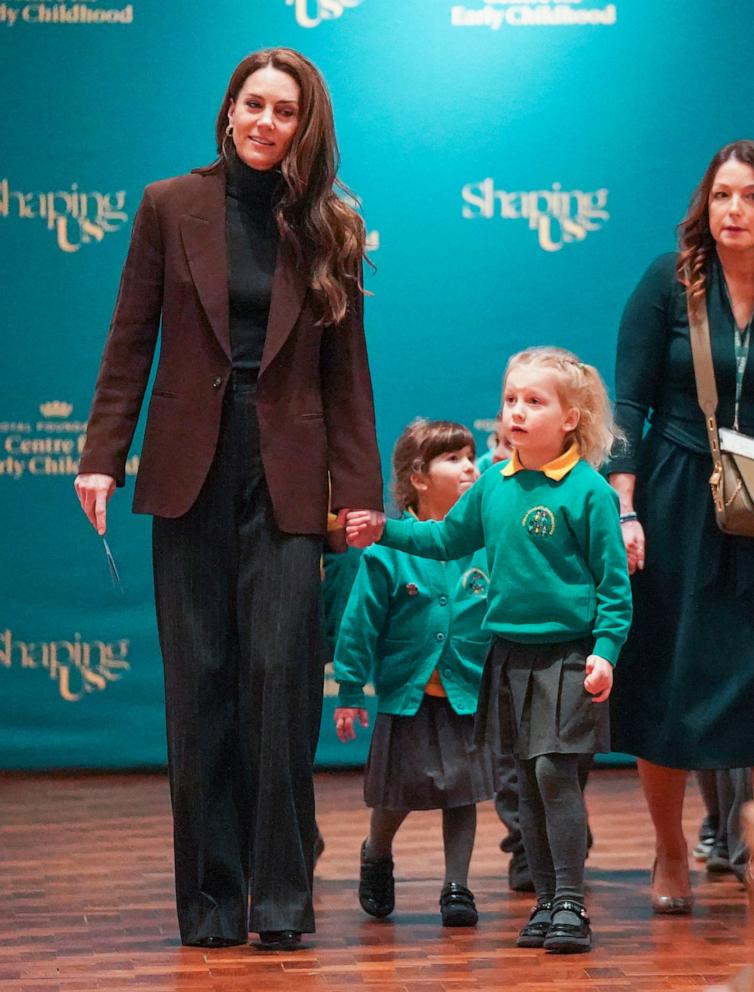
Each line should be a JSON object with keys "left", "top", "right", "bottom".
{"left": 74, "top": 473, "right": 116, "bottom": 535}
{"left": 345, "top": 509, "right": 385, "bottom": 548}
{"left": 621, "top": 519, "right": 646, "bottom": 574}
{"left": 584, "top": 654, "right": 614, "bottom": 703}
{"left": 334, "top": 706, "right": 369, "bottom": 742}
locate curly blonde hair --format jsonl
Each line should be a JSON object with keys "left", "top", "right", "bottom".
{"left": 503, "top": 347, "right": 623, "bottom": 468}
{"left": 677, "top": 140, "right": 754, "bottom": 306}
{"left": 392, "top": 419, "right": 475, "bottom": 513}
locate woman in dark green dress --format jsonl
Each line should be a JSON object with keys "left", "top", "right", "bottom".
{"left": 609, "top": 140, "right": 754, "bottom": 913}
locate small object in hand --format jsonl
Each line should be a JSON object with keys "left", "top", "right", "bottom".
{"left": 405, "top": 582, "right": 419, "bottom": 596}
{"left": 102, "top": 536, "right": 124, "bottom": 593}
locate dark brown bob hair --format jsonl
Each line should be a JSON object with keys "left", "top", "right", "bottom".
{"left": 213, "top": 48, "right": 368, "bottom": 325}
{"left": 392, "top": 419, "right": 475, "bottom": 513}
{"left": 677, "top": 139, "right": 754, "bottom": 305}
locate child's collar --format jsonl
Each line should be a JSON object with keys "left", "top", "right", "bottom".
{"left": 501, "top": 442, "right": 581, "bottom": 481}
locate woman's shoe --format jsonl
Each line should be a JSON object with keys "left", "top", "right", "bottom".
{"left": 650, "top": 858, "right": 694, "bottom": 915}
{"left": 257, "top": 930, "right": 302, "bottom": 951}
{"left": 359, "top": 839, "right": 395, "bottom": 918}
{"left": 543, "top": 899, "right": 591, "bottom": 954}
{"left": 516, "top": 900, "right": 553, "bottom": 948}
{"left": 439, "top": 882, "right": 478, "bottom": 927}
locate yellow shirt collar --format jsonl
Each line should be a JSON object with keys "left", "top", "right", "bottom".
{"left": 501, "top": 443, "right": 581, "bottom": 481}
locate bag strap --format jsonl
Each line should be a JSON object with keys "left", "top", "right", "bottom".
{"left": 684, "top": 273, "right": 722, "bottom": 468}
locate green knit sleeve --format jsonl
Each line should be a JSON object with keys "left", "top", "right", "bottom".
{"left": 582, "top": 480, "right": 633, "bottom": 664}
{"left": 333, "top": 550, "right": 392, "bottom": 708}
{"left": 380, "top": 477, "right": 486, "bottom": 560}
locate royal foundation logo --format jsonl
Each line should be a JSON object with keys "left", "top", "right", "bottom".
{"left": 285, "top": 0, "right": 362, "bottom": 28}
{"left": 450, "top": 0, "right": 616, "bottom": 30}
{"left": 0, "top": 629, "right": 130, "bottom": 702}
{"left": 0, "top": 0, "right": 133, "bottom": 25}
{"left": 461, "top": 178, "right": 609, "bottom": 252}
{"left": 0, "top": 400, "right": 139, "bottom": 481}
{"left": 0, "top": 179, "right": 128, "bottom": 252}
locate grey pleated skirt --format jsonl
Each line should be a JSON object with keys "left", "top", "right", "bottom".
{"left": 364, "top": 694, "right": 496, "bottom": 810}
{"left": 475, "top": 637, "right": 610, "bottom": 760}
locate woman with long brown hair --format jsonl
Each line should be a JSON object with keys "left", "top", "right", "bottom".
{"left": 74, "top": 48, "right": 384, "bottom": 950}
{"left": 609, "top": 140, "right": 754, "bottom": 913}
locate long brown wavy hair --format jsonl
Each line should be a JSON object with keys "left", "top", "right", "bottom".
{"left": 213, "top": 48, "right": 368, "bottom": 325}
{"left": 677, "top": 140, "right": 754, "bottom": 305}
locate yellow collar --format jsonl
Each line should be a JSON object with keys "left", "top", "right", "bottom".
{"left": 501, "top": 443, "right": 581, "bottom": 481}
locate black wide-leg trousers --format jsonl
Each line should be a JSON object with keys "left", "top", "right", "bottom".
{"left": 152, "top": 374, "right": 324, "bottom": 944}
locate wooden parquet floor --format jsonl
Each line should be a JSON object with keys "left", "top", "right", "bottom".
{"left": 0, "top": 768, "right": 750, "bottom": 992}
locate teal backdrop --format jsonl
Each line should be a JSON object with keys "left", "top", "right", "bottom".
{"left": 0, "top": 0, "right": 749, "bottom": 769}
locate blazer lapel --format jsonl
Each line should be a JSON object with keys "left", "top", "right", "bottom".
{"left": 179, "top": 169, "right": 231, "bottom": 360}
{"left": 260, "top": 245, "right": 307, "bottom": 376}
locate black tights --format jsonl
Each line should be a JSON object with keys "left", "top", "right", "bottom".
{"left": 516, "top": 753, "right": 589, "bottom": 904}
{"left": 366, "top": 804, "right": 477, "bottom": 886}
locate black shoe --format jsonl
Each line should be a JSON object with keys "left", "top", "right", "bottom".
{"left": 543, "top": 899, "right": 591, "bottom": 954}
{"left": 707, "top": 839, "right": 732, "bottom": 874}
{"left": 516, "top": 900, "right": 553, "bottom": 948}
{"left": 508, "top": 849, "right": 535, "bottom": 893}
{"left": 439, "top": 882, "right": 478, "bottom": 927}
{"left": 257, "top": 930, "right": 302, "bottom": 951}
{"left": 359, "top": 839, "right": 395, "bottom": 918}
{"left": 188, "top": 935, "right": 245, "bottom": 948}
{"left": 314, "top": 827, "right": 325, "bottom": 867}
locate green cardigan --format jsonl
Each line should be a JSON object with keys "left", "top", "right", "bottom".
{"left": 333, "top": 531, "right": 490, "bottom": 716}
{"left": 379, "top": 453, "right": 632, "bottom": 665}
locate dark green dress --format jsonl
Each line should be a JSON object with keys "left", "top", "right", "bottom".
{"left": 610, "top": 252, "right": 754, "bottom": 770}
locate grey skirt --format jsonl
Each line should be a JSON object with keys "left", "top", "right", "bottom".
{"left": 475, "top": 637, "right": 610, "bottom": 760}
{"left": 364, "top": 694, "right": 496, "bottom": 811}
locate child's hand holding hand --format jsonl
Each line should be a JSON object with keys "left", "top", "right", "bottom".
{"left": 345, "top": 509, "right": 385, "bottom": 548}
{"left": 584, "top": 655, "right": 613, "bottom": 703}
{"left": 334, "top": 706, "right": 369, "bottom": 742}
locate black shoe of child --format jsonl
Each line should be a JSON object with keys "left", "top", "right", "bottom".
{"left": 706, "top": 839, "right": 732, "bottom": 874}
{"left": 508, "top": 849, "right": 535, "bottom": 892}
{"left": 359, "top": 839, "right": 395, "bottom": 918}
{"left": 439, "top": 882, "right": 478, "bottom": 927}
{"left": 516, "top": 900, "right": 553, "bottom": 948}
{"left": 543, "top": 899, "right": 591, "bottom": 954}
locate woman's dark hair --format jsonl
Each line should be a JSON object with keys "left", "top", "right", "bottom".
{"left": 677, "top": 140, "right": 754, "bottom": 304}
{"left": 392, "top": 419, "right": 475, "bottom": 512}
{"left": 214, "top": 48, "right": 368, "bottom": 325}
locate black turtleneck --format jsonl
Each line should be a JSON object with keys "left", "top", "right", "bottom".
{"left": 225, "top": 153, "right": 281, "bottom": 371}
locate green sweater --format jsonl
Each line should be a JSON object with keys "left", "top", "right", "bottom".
{"left": 380, "top": 455, "right": 632, "bottom": 665}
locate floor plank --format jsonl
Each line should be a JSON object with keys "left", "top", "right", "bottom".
{"left": 0, "top": 769, "right": 750, "bottom": 991}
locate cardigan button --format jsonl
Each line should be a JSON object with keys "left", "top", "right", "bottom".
{"left": 439, "top": 595, "right": 448, "bottom": 606}
{"left": 212, "top": 376, "right": 222, "bottom": 389}
{"left": 436, "top": 632, "right": 445, "bottom": 642}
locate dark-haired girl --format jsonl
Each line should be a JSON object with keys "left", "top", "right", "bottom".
{"left": 334, "top": 419, "right": 495, "bottom": 927}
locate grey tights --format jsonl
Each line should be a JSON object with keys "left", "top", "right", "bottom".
{"left": 366, "top": 804, "right": 477, "bottom": 886}
{"left": 515, "top": 753, "right": 589, "bottom": 904}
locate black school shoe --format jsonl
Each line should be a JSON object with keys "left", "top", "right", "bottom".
{"left": 543, "top": 899, "right": 591, "bottom": 954}
{"left": 257, "top": 930, "right": 302, "bottom": 951}
{"left": 359, "top": 839, "right": 395, "bottom": 918}
{"left": 439, "top": 882, "right": 478, "bottom": 927}
{"left": 516, "top": 900, "right": 553, "bottom": 948}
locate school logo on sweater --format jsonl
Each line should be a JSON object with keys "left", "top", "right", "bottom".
{"left": 462, "top": 568, "right": 490, "bottom": 596}
{"left": 522, "top": 505, "right": 555, "bottom": 537}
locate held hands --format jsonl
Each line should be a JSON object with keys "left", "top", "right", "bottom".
{"left": 583, "top": 654, "right": 613, "bottom": 703}
{"left": 334, "top": 706, "right": 369, "bottom": 743}
{"left": 621, "top": 519, "right": 645, "bottom": 575}
{"left": 342, "top": 509, "right": 386, "bottom": 548}
{"left": 74, "top": 473, "right": 116, "bottom": 535}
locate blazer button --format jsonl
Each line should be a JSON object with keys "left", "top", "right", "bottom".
{"left": 212, "top": 377, "right": 222, "bottom": 389}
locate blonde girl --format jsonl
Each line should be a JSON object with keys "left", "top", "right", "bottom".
{"left": 347, "top": 348, "right": 632, "bottom": 953}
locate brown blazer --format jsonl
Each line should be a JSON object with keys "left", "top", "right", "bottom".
{"left": 78, "top": 163, "right": 384, "bottom": 534}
